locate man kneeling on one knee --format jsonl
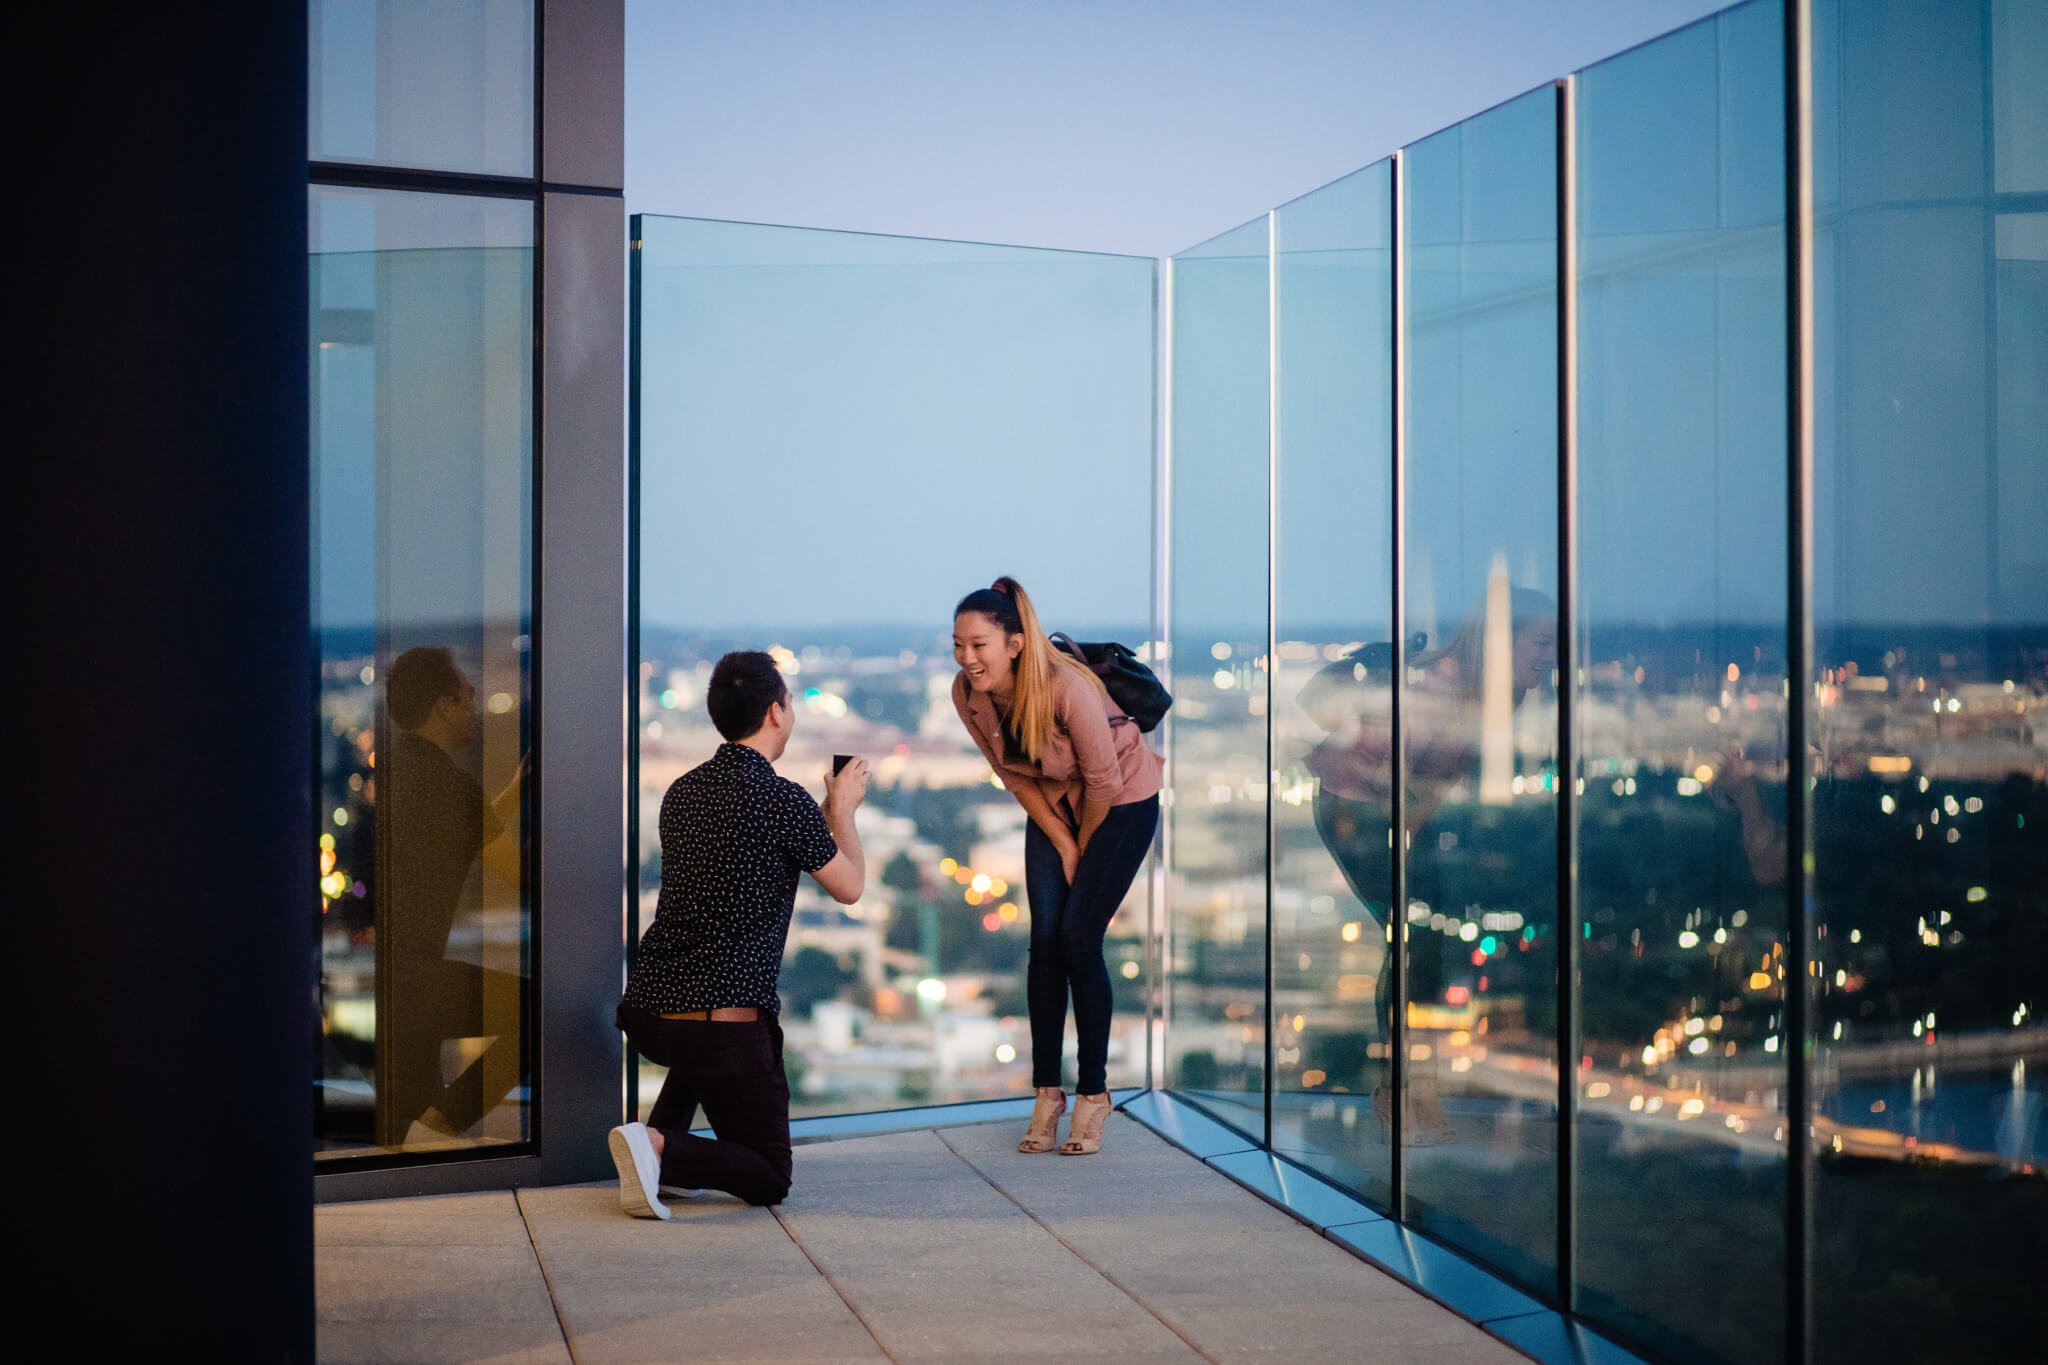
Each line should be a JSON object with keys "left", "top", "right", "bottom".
{"left": 609, "top": 650, "right": 867, "bottom": 1217}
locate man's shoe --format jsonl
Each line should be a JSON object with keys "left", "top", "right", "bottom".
{"left": 607, "top": 1123, "right": 671, "bottom": 1220}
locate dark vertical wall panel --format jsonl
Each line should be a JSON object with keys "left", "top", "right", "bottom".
{"left": 539, "top": 188, "right": 629, "bottom": 1183}
{"left": 19, "top": 5, "right": 313, "bottom": 1359}
{"left": 544, "top": 0, "right": 626, "bottom": 189}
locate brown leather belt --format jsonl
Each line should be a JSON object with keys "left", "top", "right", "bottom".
{"left": 659, "top": 1007, "right": 760, "bottom": 1021}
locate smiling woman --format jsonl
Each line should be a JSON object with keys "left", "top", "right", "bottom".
{"left": 951, "top": 577, "right": 1164, "bottom": 1154}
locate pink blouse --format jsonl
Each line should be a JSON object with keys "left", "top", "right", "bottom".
{"left": 953, "top": 664, "right": 1163, "bottom": 830}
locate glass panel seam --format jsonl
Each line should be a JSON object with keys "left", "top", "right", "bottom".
{"left": 1264, "top": 210, "right": 1279, "bottom": 1149}
{"left": 1783, "top": 2, "right": 1816, "bottom": 1362}
{"left": 1553, "top": 72, "right": 1581, "bottom": 1319}
{"left": 1388, "top": 148, "right": 1408, "bottom": 1213}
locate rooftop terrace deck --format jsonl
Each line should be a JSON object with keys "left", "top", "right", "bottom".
{"left": 315, "top": 1108, "right": 1548, "bottom": 1364}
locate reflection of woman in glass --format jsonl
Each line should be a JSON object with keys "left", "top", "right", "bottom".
{"left": 1301, "top": 584, "right": 1555, "bottom": 1143}
{"left": 952, "top": 578, "right": 1163, "bottom": 1156}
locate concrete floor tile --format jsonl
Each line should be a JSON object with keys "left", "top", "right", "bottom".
{"left": 316, "top": 1211, "right": 536, "bottom": 1248}
{"left": 1152, "top": 1294, "right": 1529, "bottom": 1361}
{"left": 316, "top": 1245, "right": 558, "bottom": 1323}
{"left": 318, "top": 1191, "right": 523, "bottom": 1220}
{"left": 564, "top": 1307, "right": 885, "bottom": 1365}
{"left": 315, "top": 1318, "right": 572, "bottom": 1364}
{"left": 317, "top": 1191, "right": 533, "bottom": 1248}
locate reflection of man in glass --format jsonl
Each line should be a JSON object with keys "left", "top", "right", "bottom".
{"left": 1301, "top": 582, "right": 1556, "bottom": 1144}
{"left": 379, "top": 646, "right": 525, "bottom": 1146}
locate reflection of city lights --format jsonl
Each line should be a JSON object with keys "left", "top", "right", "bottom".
{"left": 333, "top": 808, "right": 349, "bottom": 827}
{"left": 1750, "top": 971, "right": 1772, "bottom": 991}
{"left": 1688, "top": 1037, "right": 1710, "bottom": 1055}
{"left": 488, "top": 692, "right": 515, "bottom": 714}
{"left": 1678, "top": 930, "right": 1699, "bottom": 948}
{"left": 916, "top": 978, "right": 946, "bottom": 1003}
{"left": 1121, "top": 961, "right": 1140, "bottom": 979}
{"left": 999, "top": 903, "right": 1018, "bottom": 923}
{"left": 1213, "top": 670, "right": 1236, "bottom": 690}
{"left": 939, "top": 858, "right": 956, "bottom": 875}
{"left": 1765, "top": 1036, "right": 1780, "bottom": 1052}
{"left": 1587, "top": 1082, "right": 1610, "bottom": 1098}
{"left": 971, "top": 873, "right": 992, "bottom": 893}
{"left": 989, "top": 878, "right": 1007, "bottom": 898}
{"left": 995, "top": 1044, "right": 1016, "bottom": 1064}
{"left": 964, "top": 889, "right": 982, "bottom": 905}
{"left": 1211, "top": 642, "right": 1232, "bottom": 661}
{"left": 1341, "top": 921, "right": 1361, "bottom": 942}
{"left": 982, "top": 913, "right": 1001, "bottom": 932}
{"left": 1301, "top": 1069, "right": 1326, "bottom": 1087}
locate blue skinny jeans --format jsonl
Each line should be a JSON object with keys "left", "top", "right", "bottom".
{"left": 1022, "top": 795, "right": 1158, "bottom": 1095}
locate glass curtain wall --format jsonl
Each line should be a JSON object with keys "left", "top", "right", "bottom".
{"left": 1809, "top": 2, "right": 2047, "bottom": 1362}
{"left": 1268, "top": 164, "right": 1396, "bottom": 1206}
{"left": 632, "top": 216, "right": 1155, "bottom": 1120}
{"left": 1573, "top": 5, "right": 1789, "bottom": 1363}
{"left": 1156, "top": 2, "right": 2043, "bottom": 1362}
{"left": 309, "top": 4, "right": 538, "bottom": 1163}
{"left": 1164, "top": 218, "right": 1274, "bottom": 1136}
{"left": 311, "top": 0, "right": 533, "bottom": 176}
{"left": 1400, "top": 87, "right": 1561, "bottom": 1290}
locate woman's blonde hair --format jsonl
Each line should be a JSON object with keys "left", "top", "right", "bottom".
{"left": 954, "top": 575, "right": 1108, "bottom": 763}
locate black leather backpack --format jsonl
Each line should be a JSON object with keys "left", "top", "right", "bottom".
{"left": 1049, "top": 633, "right": 1173, "bottom": 733}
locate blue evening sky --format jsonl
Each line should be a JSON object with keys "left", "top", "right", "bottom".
{"left": 626, "top": 0, "right": 1727, "bottom": 256}
{"left": 626, "top": 1, "right": 1731, "bottom": 634}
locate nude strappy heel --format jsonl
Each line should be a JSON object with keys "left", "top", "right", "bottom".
{"left": 1060, "top": 1092, "right": 1112, "bottom": 1155}
{"left": 1020, "top": 1088, "right": 1067, "bottom": 1153}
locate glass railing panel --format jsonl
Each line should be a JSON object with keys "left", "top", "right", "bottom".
{"left": 310, "top": 0, "right": 534, "bottom": 177}
{"left": 310, "top": 186, "right": 536, "bottom": 1160}
{"left": 1399, "top": 84, "right": 1561, "bottom": 1289}
{"left": 632, "top": 215, "right": 1156, "bottom": 1120}
{"left": 1269, "top": 163, "right": 1396, "bottom": 1205}
{"left": 1165, "top": 216, "right": 1272, "bottom": 1139}
{"left": 1573, "top": 3, "right": 1789, "bottom": 1361}
{"left": 1811, "top": 2, "right": 2048, "bottom": 1362}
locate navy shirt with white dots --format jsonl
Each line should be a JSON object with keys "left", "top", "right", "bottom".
{"left": 622, "top": 743, "right": 838, "bottom": 1016}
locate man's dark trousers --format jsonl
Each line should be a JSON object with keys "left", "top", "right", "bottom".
{"left": 619, "top": 1006, "right": 793, "bottom": 1206}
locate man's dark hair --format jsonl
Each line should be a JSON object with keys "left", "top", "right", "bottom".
{"left": 708, "top": 650, "right": 789, "bottom": 741}
{"left": 388, "top": 646, "right": 463, "bottom": 731}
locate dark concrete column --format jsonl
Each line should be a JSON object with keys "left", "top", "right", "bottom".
{"left": 539, "top": 0, "right": 629, "bottom": 1185}
{"left": 19, "top": 6, "right": 313, "bottom": 1360}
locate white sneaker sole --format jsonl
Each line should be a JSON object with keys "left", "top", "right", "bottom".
{"left": 607, "top": 1125, "right": 671, "bottom": 1220}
